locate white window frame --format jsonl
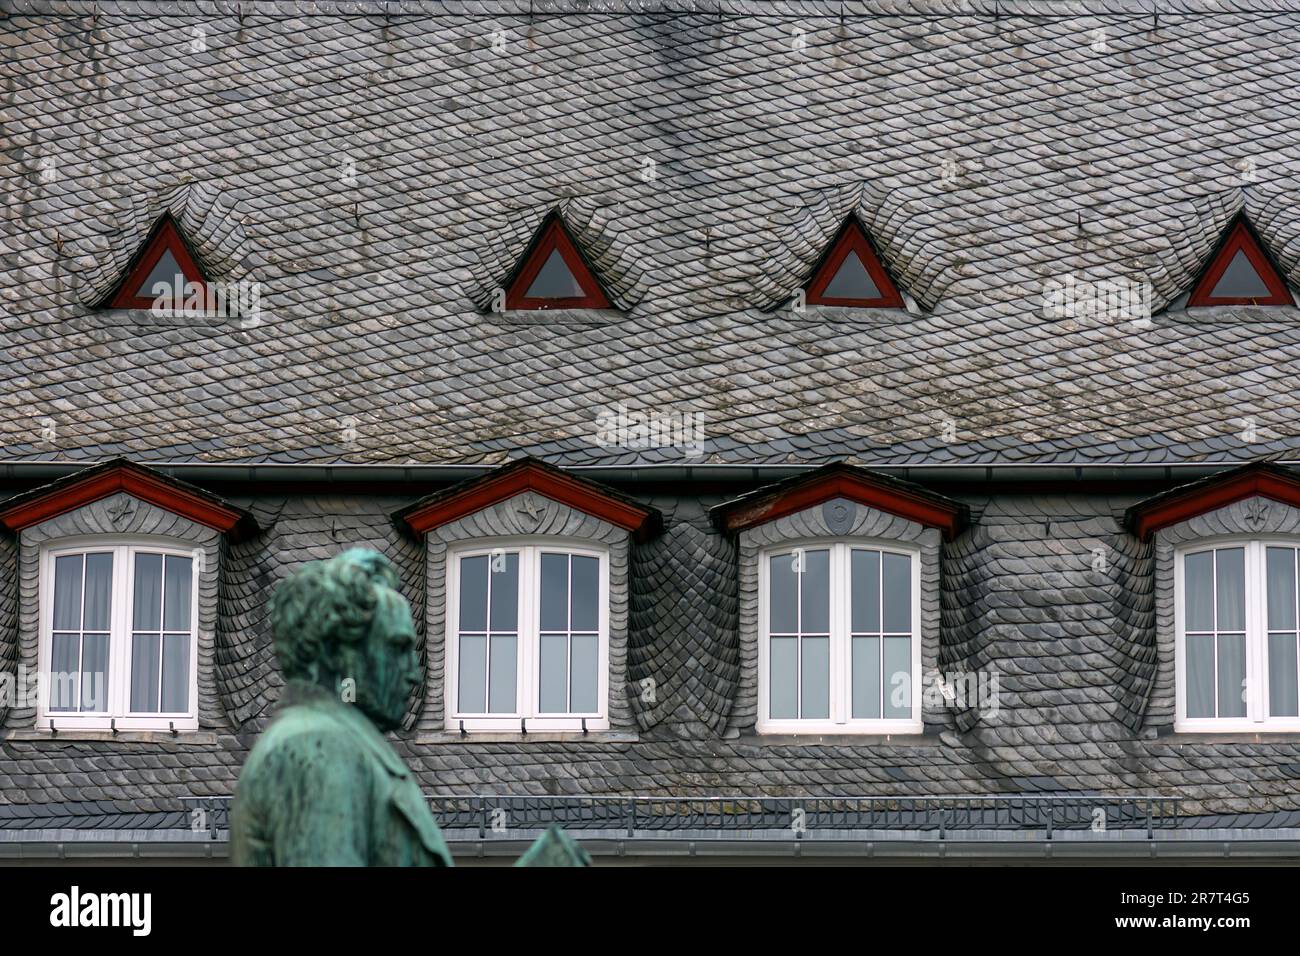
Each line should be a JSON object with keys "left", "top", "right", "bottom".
{"left": 757, "top": 539, "right": 923, "bottom": 735}
{"left": 1175, "top": 537, "right": 1300, "bottom": 733}
{"left": 37, "top": 536, "right": 202, "bottom": 732}
{"left": 445, "top": 538, "right": 610, "bottom": 733}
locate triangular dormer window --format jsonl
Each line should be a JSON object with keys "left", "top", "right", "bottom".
{"left": 105, "top": 214, "right": 208, "bottom": 310}
{"left": 804, "top": 217, "right": 904, "bottom": 309}
{"left": 504, "top": 213, "right": 610, "bottom": 310}
{"left": 1187, "top": 214, "right": 1293, "bottom": 307}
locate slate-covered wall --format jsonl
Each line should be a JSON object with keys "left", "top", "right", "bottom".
{"left": 9, "top": 486, "right": 1300, "bottom": 821}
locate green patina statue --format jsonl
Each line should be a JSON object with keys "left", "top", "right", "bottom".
{"left": 231, "top": 548, "right": 587, "bottom": 867}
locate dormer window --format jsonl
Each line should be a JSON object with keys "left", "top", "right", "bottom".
{"left": 1186, "top": 214, "right": 1294, "bottom": 307}
{"left": 803, "top": 216, "right": 905, "bottom": 309}
{"left": 103, "top": 214, "right": 210, "bottom": 311}
{"left": 43, "top": 542, "right": 200, "bottom": 729}
{"left": 503, "top": 213, "right": 611, "bottom": 311}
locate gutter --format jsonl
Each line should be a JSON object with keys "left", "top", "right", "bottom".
{"left": 5, "top": 829, "right": 1300, "bottom": 862}
{"left": 0, "top": 460, "right": 1291, "bottom": 488}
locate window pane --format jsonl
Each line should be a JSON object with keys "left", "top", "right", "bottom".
{"left": 1215, "top": 548, "right": 1245, "bottom": 631}
{"left": 852, "top": 635, "right": 881, "bottom": 719}
{"left": 769, "top": 636, "right": 798, "bottom": 719}
{"left": 883, "top": 635, "right": 912, "bottom": 718}
{"left": 161, "top": 634, "right": 190, "bottom": 713}
{"left": 79, "top": 634, "right": 109, "bottom": 712}
{"left": 49, "top": 633, "right": 79, "bottom": 712}
{"left": 1216, "top": 633, "right": 1247, "bottom": 719}
{"left": 1267, "top": 548, "right": 1297, "bottom": 630}
{"left": 488, "top": 552, "right": 518, "bottom": 631}
{"left": 571, "top": 633, "right": 598, "bottom": 713}
{"left": 800, "top": 636, "right": 829, "bottom": 719}
{"left": 525, "top": 248, "right": 583, "bottom": 298}
{"left": 539, "top": 553, "right": 569, "bottom": 631}
{"left": 488, "top": 634, "right": 517, "bottom": 713}
{"left": 1210, "top": 248, "right": 1272, "bottom": 298}
{"left": 851, "top": 549, "right": 881, "bottom": 633}
{"left": 538, "top": 634, "right": 568, "bottom": 713}
{"left": 163, "top": 556, "right": 192, "bottom": 631}
{"left": 53, "top": 555, "right": 83, "bottom": 631}
{"left": 458, "top": 556, "right": 488, "bottom": 632}
{"left": 800, "top": 550, "right": 830, "bottom": 633}
{"left": 1186, "top": 633, "right": 1215, "bottom": 718}
{"left": 137, "top": 247, "right": 184, "bottom": 299}
{"left": 83, "top": 553, "right": 113, "bottom": 631}
{"left": 1184, "top": 551, "right": 1214, "bottom": 631}
{"left": 571, "top": 556, "right": 599, "bottom": 632}
{"left": 882, "top": 553, "right": 912, "bottom": 633}
{"left": 457, "top": 634, "right": 487, "bottom": 713}
{"left": 133, "top": 553, "right": 163, "bottom": 631}
{"left": 823, "top": 250, "right": 881, "bottom": 300}
{"left": 1269, "top": 633, "right": 1299, "bottom": 717}
{"left": 769, "top": 553, "right": 798, "bottom": 634}
{"left": 131, "top": 633, "right": 161, "bottom": 712}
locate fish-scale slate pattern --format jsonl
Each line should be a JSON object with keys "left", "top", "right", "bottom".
{"left": 214, "top": 494, "right": 426, "bottom": 731}
{"left": 7, "top": 2, "right": 1300, "bottom": 838}
{"left": 628, "top": 498, "right": 739, "bottom": 735}
{"left": 6, "top": 3, "right": 1300, "bottom": 466}
{"left": 941, "top": 496, "right": 1158, "bottom": 737}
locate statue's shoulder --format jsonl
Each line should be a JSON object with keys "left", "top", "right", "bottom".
{"left": 243, "top": 701, "right": 373, "bottom": 784}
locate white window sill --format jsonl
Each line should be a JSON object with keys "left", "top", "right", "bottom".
{"left": 417, "top": 730, "right": 635, "bottom": 744}
{"left": 4, "top": 729, "right": 217, "bottom": 744}
{"left": 1174, "top": 720, "right": 1300, "bottom": 735}
{"left": 757, "top": 721, "right": 924, "bottom": 737}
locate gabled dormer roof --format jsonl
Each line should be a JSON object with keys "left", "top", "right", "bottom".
{"left": 802, "top": 216, "right": 904, "bottom": 309}
{"left": 100, "top": 213, "right": 209, "bottom": 310}
{"left": 1186, "top": 213, "right": 1294, "bottom": 307}
{"left": 0, "top": 458, "right": 258, "bottom": 539}
{"left": 1125, "top": 460, "right": 1300, "bottom": 540}
{"left": 710, "top": 463, "right": 968, "bottom": 540}
{"left": 393, "top": 458, "right": 661, "bottom": 541}
{"left": 503, "top": 212, "right": 612, "bottom": 310}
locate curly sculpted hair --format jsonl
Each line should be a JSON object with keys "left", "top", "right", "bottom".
{"left": 269, "top": 548, "right": 402, "bottom": 684}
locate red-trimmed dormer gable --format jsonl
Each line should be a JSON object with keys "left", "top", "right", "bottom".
{"left": 803, "top": 217, "right": 905, "bottom": 309}
{"left": 710, "top": 463, "right": 968, "bottom": 540}
{"left": 105, "top": 213, "right": 209, "bottom": 310}
{"left": 1187, "top": 214, "right": 1294, "bottom": 307}
{"left": 504, "top": 213, "right": 611, "bottom": 311}
{"left": 0, "top": 458, "right": 258, "bottom": 539}
{"left": 1125, "top": 461, "right": 1300, "bottom": 541}
{"left": 394, "top": 458, "right": 661, "bottom": 541}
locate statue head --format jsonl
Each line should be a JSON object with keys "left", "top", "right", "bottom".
{"left": 269, "top": 548, "right": 419, "bottom": 730}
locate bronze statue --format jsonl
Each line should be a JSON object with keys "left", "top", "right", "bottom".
{"left": 230, "top": 548, "right": 589, "bottom": 866}
{"left": 231, "top": 549, "right": 453, "bottom": 865}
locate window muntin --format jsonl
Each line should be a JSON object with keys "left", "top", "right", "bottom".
{"left": 447, "top": 543, "right": 608, "bottom": 732}
{"left": 759, "top": 541, "right": 921, "bottom": 734}
{"left": 40, "top": 541, "right": 200, "bottom": 730}
{"left": 1176, "top": 539, "right": 1300, "bottom": 731}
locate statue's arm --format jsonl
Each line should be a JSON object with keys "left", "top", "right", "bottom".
{"left": 257, "top": 728, "right": 373, "bottom": 866}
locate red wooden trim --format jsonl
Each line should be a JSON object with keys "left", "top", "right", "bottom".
{"left": 107, "top": 214, "right": 209, "bottom": 310}
{"left": 0, "top": 465, "right": 244, "bottom": 534}
{"left": 401, "top": 462, "right": 653, "bottom": 538}
{"left": 1131, "top": 469, "right": 1300, "bottom": 541}
{"left": 1187, "top": 217, "right": 1293, "bottom": 307}
{"left": 504, "top": 215, "right": 611, "bottom": 310}
{"left": 719, "top": 473, "right": 965, "bottom": 540}
{"left": 804, "top": 218, "right": 905, "bottom": 308}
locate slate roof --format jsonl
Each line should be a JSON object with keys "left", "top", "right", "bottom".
{"left": 5, "top": 1, "right": 1300, "bottom": 468}
{"left": 7, "top": 1, "right": 1300, "bottom": 852}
